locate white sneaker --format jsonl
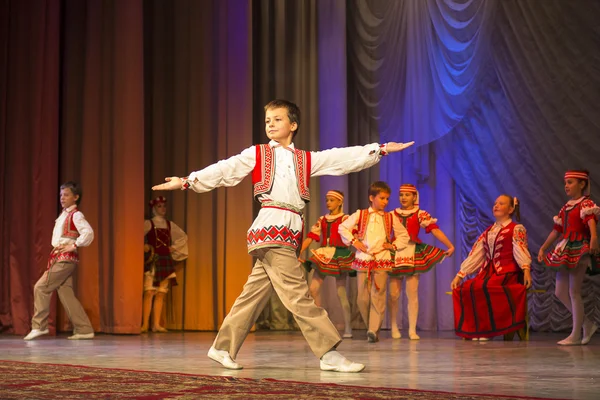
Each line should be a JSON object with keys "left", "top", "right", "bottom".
{"left": 24, "top": 329, "right": 49, "bottom": 341}
{"left": 320, "top": 350, "right": 365, "bottom": 373}
{"left": 68, "top": 332, "right": 94, "bottom": 340}
{"left": 207, "top": 346, "right": 243, "bottom": 370}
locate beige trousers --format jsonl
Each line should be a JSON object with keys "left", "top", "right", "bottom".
{"left": 213, "top": 247, "right": 342, "bottom": 359}
{"left": 356, "top": 270, "right": 388, "bottom": 334}
{"left": 31, "top": 261, "right": 93, "bottom": 334}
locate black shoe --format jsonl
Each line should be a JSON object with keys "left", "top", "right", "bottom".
{"left": 367, "top": 331, "right": 379, "bottom": 343}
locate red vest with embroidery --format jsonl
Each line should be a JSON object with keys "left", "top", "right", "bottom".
{"left": 62, "top": 209, "right": 80, "bottom": 239}
{"left": 394, "top": 210, "right": 421, "bottom": 244}
{"left": 356, "top": 209, "right": 394, "bottom": 242}
{"left": 559, "top": 200, "right": 590, "bottom": 241}
{"left": 251, "top": 144, "right": 311, "bottom": 202}
{"left": 482, "top": 222, "right": 519, "bottom": 275}
{"left": 319, "top": 216, "right": 347, "bottom": 247}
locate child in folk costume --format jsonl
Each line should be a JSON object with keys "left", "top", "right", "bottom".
{"left": 153, "top": 99, "right": 414, "bottom": 372}
{"left": 298, "top": 190, "right": 355, "bottom": 338}
{"left": 339, "top": 181, "right": 410, "bottom": 343}
{"left": 142, "top": 196, "right": 188, "bottom": 333}
{"left": 451, "top": 195, "right": 532, "bottom": 340}
{"left": 538, "top": 170, "right": 599, "bottom": 345}
{"left": 389, "top": 184, "right": 454, "bottom": 340}
{"left": 24, "top": 182, "right": 95, "bottom": 341}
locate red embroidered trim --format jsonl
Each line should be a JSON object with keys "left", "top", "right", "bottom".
{"left": 247, "top": 225, "right": 302, "bottom": 250}
{"left": 62, "top": 210, "right": 80, "bottom": 239}
{"left": 252, "top": 145, "right": 275, "bottom": 199}
{"left": 293, "top": 149, "right": 311, "bottom": 202}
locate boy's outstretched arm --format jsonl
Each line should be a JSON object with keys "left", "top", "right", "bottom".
{"left": 152, "top": 146, "right": 256, "bottom": 192}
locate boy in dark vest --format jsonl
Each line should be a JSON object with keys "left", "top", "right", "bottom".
{"left": 152, "top": 99, "right": 414, "bottom": 372}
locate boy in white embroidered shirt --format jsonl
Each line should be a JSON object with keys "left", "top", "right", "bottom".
{"left": 24, "top": 181, "right": 95, "bottom": 341}
{"left": 153, "top": 99, "right": 414, "bottom": 372}
{"left": 338, "top": 181, "right": 410, "bottom": 343}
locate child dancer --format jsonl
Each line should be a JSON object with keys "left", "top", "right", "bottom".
{"left": 299, "top": 190, "right": 355, "bottom": 338}
{"left": 152, "top": 99, "right": 414, "bottom": 372}
{"left": 24, "top": 181, "right": 95, "bottom": 340}
{"left": 339, "top": 181, "right": 410, "bottom": 343}
{"left": 538, "top": 170, "right": 599, "bottom": 345}
{"left": 451, "top": 195, "right": 532, "bottom": 340}
{"left": 389, "top": 184, "right": 454, "bottom": 340}
{"left": 143, "top": 196, "right": 188, "bottom": 333}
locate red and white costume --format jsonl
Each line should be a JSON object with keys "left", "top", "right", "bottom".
{"left": 453, "top": 219, "right": 532, "bottom": 339}
{"left": 306, "top": 212, "right": 355, "bottom": 276}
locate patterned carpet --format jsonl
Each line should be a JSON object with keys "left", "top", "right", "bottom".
{"left": 0, "top": 360, "right": 559, "bottom": 400}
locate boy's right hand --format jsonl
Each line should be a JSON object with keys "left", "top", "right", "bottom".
{"left": 353, "top": 241, "right": 368, "bottom": 253}
{"left": 152, "top": 177, "right": 183, "bottom": 191}
{"left": 386, "top": 141, "right": 415, "bottom": 153}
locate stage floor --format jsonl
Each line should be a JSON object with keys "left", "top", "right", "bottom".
{"left": 1, "top": 330, "right": 598, "bottom": 399}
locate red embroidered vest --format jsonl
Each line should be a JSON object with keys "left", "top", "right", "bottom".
{"left": 559, "top": 200, "right": 590, "bottom": 241}
{"left": 319, "top": 216, "right": 347, "bottom": 247}
{"left": 251, "top": 144, "right": 311, "bottom": 202}
{"left": 62, "top": 209, "right": 80, "bottom": 239}
{"left": 356, "top": 209, "right": 394, "bottom": 242}
{"left": 483, "top": 222, "right": 520, "bottom": 275}
{"left": 394, "top": 210, "right": 421, "bottom": 244}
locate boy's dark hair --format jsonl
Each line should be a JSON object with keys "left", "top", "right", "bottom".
{"left": 264, "top": 99, "right": 301, "bottom": 137}
{"left": 60, "top": 181, "right": 82, "bottom": 205}
{"left": 369, "top": 181, "right": 391, "bottom": 198}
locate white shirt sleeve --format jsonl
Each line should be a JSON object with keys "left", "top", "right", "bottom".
{"left": 339, "top": 210, "right": 360, "bottom": 246}
{"left": 144, "top": 220, "right": 152, "bottom": 237}
{"left": 73, "top": 212, "right": 94, "bottom": 247}
{"left": 458, "top": 232, "right": 486, "bottom": 278}
{"left": 310, "top": 143, "right": 385, "bottom": 177}
{"left": 512, "top": 224, "right": 532, "bottom": 268}
{"left": 187, "top": 146, "right": 256, "bottom": 193}
{"left": 169, "top": 221, "right": 189, "bottom": 262}
{"left": 392, "top": 214, "right": 410, "bottom": 252}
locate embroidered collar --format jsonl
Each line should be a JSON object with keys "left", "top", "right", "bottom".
{"left": 394, "top": 207, "right": 419, "bottom": 216}
{"left": 269, "top": 140, "right": 295, "bottom": 152}
{"left": 368, "top": 207, "right": 385, "bottom": 216}
{"left": 62, "top": 204, "right": 78, "bottom": 214}
{"left": 493, "top": 218, "right": 513, "bottom": 229}
{"left": 565, "top": 196, "right": 587, "bottom": 210}
{"left": 325, "top": 212, "right": 344, "bottom": 221}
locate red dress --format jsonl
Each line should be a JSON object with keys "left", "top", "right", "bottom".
{"left": 543, "top": 196, "right": 600, "bottom": 275}
{"left": 146, "top": 220, "right": 177, "bottom": 286}
{"left": 306, "top": 214, "right": 355, "bottom": 276}
{"left": 452, "top": 221, "right": 531, "bottom": 339}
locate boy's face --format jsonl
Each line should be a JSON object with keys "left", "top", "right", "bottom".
{"left": 60, "top": 188, "right": 79, "bottom": 209}
{"left": 369, "top": 191, "right": 390, "bottom": 212}
{"left": 399, "top": 191, "right": 416, "bottom": 209}
{"left": 265, "top": 107, "right": 297, "bottom": 144}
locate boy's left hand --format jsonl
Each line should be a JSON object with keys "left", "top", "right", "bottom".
{"left": 386, "top": 141, "right": 415, "bottom": 153}
{"left": 53, "top": 243, "right": 77, "bottom": 254}
{"left": 382, "top": 243, "right": 395, "bottom": 251}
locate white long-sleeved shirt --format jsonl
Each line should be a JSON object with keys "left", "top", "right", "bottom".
{"left": 51, "top": 204, "right": 94, "bottom": 248}
{"left": 187, "top": 140, "right": 388, "bottom": 253}
{"left": 457, "top": 219, "right": 531, "bottom": 278}
{"left": 144, "top": 216, "right": 189, "bottom": 262}
{"left": 339, "top": 207, "right": 409, "bottom": 269}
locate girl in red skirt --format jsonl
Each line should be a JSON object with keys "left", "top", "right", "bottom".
{"left": 143, "top": 196, "right": 188, "bottom": 333}
{"left": 538, "top": 170, "right": 599, "bottom": 345}
{"left": 299, "top": 190, "right": 355, "bottom": 338}
{"left": 451, "top": 195, "right": 532, "bottom": 340}
{"left": 389, "top": 184, "right": 454, "bottom": 340}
